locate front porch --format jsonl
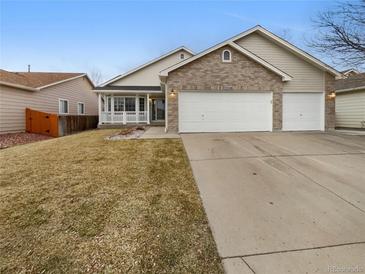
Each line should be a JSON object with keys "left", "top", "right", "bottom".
{"left": 97, "top": 94, "right": 165, "bottom": 125}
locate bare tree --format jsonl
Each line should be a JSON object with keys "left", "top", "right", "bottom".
{"left": 89, "top": 68, "right": 103, "bottom": 86}
{"left": 310, "top": 0, "right": 365, "bottom": 68}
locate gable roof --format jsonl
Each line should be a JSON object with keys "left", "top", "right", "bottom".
{"left": 0, "top": 69, "right": 92, "bottom": 91}
{"left": 335, "top": 73, "right": 365, "bottom": 92}
{"left": 341, "top": 68, "right": 360, "bottom": 75}
{"left": 160, "top": 42, "right": 292, "bottom": 81}
{"left": 160, "top": 25, "right": 341, "bottom": 79}
{"left": 100, "top": 46, "right": 194, "bottom": 87}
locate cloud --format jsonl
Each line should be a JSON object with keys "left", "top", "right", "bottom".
{"left": 223, "top": 12, "right": 256, "bottom": 24}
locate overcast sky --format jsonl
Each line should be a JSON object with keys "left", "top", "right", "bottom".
{"left": 0, "top": 0, "right": 348, "bottom": 82}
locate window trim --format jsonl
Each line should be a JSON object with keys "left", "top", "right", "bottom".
{"left": 180, "top": 53, "right": 185, "bottom": 60}
{"left": 59, "top": 98, "right": 69, "bottom": 114}
{"left": 77, "top": 102, "right": 85, "bottom": 115}
{"left": 222, "top": 49, "right": 232, "bottom": 63}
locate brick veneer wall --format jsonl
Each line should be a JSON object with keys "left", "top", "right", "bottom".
{"left": 165, "top": 45, "right": 284, "bottom": 132}
{"left": 325, "top": 72, "right": 336, "bottom": 130}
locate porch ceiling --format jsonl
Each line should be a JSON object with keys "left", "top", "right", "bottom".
{"left": 94, "top": 85, "right": 163, "bottom": 94}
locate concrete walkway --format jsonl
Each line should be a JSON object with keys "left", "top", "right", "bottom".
{"left": 181, "top": 132, "right": 365, "bottom": 274}
{"left": 140, "top": 126, "right": 179, "bottom": 139}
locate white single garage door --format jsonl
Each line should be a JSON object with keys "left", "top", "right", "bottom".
{"left": 179, "top": 91, "right": 272, "bottom": 132}
{"left": 283, "top": 93, "right": 324, "bottom": 131}
{"left": 336, "top": 91, "right": 365, "bottom": 129}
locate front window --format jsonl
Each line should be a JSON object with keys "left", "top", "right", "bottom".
{"left": 125, "top": 97, "right": 136, "bottom": 111}
{"left": 139, "top": 97, "right": 145, "bottom": 111}
{"left": 78, "top": 102, "right": 85, "bottom": 114}
{"left": 104, "top": 96, "right": 147, "bottom": 112}
{"left": 114, "top": 97, "right": 124, "bottom": 112}
{"left": 107, "top": 97, "right": 112, "bottom": 112}
{"left": 59, "top": 99, "right": 69, "bottom": 114}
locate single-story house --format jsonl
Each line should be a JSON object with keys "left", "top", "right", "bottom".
{"left": 0, "top": 69, "right": 97, "bottom": 133}
{"left": 335, "top": 73, "right": 365, "bottom": 129}
{"left": 95, "top": 25, "right": 341, "bottom": 133}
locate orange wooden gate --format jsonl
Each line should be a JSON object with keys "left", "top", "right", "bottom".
{"left": 26, "top": 108, "right": 59, "bottom": 137}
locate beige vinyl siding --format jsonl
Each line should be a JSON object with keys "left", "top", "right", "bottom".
{"left": 335, "top": 90, "right": 365, "bottom": 129}
{"left": 111, "top": 49, "right": 193, "bottom": 86}
{"left": 0, "top": 76, "right": 97, "bottom": 133}
{"left": 235, "top": 33, "right": 325, "bottom": 92}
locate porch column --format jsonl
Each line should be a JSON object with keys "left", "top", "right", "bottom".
{"left": 111, "top": 95, "right": 114, "bottom": 124}
{"left": 98, "top": 93, "right": 102, "bottom": 125}
{"left": 147, "top": 94, "right": 150, "bottom": 124}
{"left": 136, "top": 95, "right": 139, "bottom": 124}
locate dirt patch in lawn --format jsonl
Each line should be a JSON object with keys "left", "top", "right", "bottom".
{"left": 0, "top": 129, "right": 223, "bottom": 273}
{"left": 105, "top": 126, "right": 146, "bottom": 140}
{"left": 0, "top": 132, "right": 53, "bottom": 149}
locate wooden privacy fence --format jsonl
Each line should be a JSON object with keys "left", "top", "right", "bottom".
{"left": 26, "top": 108, "right": 59, "bottom": 137}
{"left": 26, "top": 108, "right": 98, "bottom": 137}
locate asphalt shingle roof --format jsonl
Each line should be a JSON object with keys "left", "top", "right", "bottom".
{"left": 0, "top": 69, "right": 84, "bottom": 89}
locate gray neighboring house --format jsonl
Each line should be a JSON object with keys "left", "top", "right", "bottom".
{"left": 335, "top": 73, "right": 365, "bottom": 129}
{"left": 96, "top": 25, "right": 341, "bottom": 133}
{"left": 0, "top": 69, "right": 97, "bottom": 134}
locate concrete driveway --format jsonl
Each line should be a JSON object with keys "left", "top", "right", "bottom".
{"left": 181, "top": 132, "right": 365, "bottom": 274}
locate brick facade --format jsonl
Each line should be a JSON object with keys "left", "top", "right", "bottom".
{"left": 325, "top": 73, "right": 336, "bottom": 130}
{"left": 165, "top": 45, "right": 284, "bottom": 132}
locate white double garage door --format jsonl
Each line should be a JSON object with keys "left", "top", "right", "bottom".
{"left": 178, "top": 91, "right": 324, "bottom": 133}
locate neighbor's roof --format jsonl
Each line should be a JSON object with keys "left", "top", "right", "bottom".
{"left": 0, "top": 69, "right": 90, "bottom": 91}
{"left": 160, "top": 25, "right": 341, "bottom": 79}
{"left": 335, "top": 73, "right": 365, "bottom": 92}
{"left": 100, "top": 46, "right": 194, "bottom": 87}
{"left": 341, "top": 68, "right": 360, "bottom": 75}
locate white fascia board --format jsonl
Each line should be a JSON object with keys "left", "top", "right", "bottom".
{"left": 160, "top": 41, "right": 292, "bottom": 81}
{"left": 100, "top": 46, "right": 195, "bottom": 87}
{"left": 336, "top": 86, "right": 365, "bottom": 93}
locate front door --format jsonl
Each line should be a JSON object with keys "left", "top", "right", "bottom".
{"left": 152, "top": 99, "right": 165, "bottom": 121}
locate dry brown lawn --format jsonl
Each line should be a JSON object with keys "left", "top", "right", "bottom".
{"left": 0, "top": 130, "right": 223, "bottom": 273}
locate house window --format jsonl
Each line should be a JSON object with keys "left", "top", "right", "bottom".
{"left": 139, "top": 97, "right": 145, "bottom": 111}
{"left": 78, "top": 102, "right": 85, "bottom": 114}
{"left": 180, "top": 53, "right": 185, "bottom": 59}
{"left": 59, "top": 99, "right": 69, "bottom": 114}
{"left": 222, "top": 50, "right": 232, "bottom": 62}
{"left": 125, "top": 97, "right": 136, "bottom": 111}
{"left": 114, "top": 97, "right": 124, "bottom": 112}
{"left": 107, "top": 97, "right": 112, "bottom": 112}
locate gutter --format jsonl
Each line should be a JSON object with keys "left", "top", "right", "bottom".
{"left": 336, "top": 86, "right": 365, "bottom": 93}
{"left": 0, "top": 81, "right": 39, "bottom": 91}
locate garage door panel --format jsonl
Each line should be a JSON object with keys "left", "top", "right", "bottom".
{"left": 283, "top": 93, "right": 324, "bottom": 131}
{"left": 179, "top": 92, "right": 272, "bottom": 133}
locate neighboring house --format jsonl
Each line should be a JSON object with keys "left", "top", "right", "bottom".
{"left": 0, "top": 69, "right": 97, "bottom": 133}
{"left": 95, "top": 25, "right": 341, "bottom": 133}
{"left": 335, "top": 73, "right": 365, "bottom": 129}
{"left": 341, "top": 69, "right": 360, "bottom": 79}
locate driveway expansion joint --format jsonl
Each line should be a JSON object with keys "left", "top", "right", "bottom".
{"left": 220, "top": 241, "right": 365, "bottom": 260}
{"left": 189, "top": 152, "right": 365, "bottom": 162}
{"left": 240, "top": 257, "right": 256, "bottom": 274}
